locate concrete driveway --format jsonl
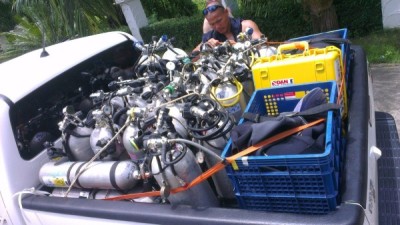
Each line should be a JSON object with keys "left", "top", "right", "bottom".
{"left": 371, "top": 64, "right": 400, "bottom": 133}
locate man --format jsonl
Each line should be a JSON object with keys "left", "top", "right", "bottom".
{"left": 193, "top": 0, "right": 263, "bottom": 52}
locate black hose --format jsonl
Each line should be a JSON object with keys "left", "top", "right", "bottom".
{"left": 198, "top": 96, "right": 218, "bottom": 110}
{"left": 187, "top": 110, "right": 222, "bottom": 132}
{"left": 190, "top": 110, "right": 233, "bottom": 141}
{"left": 65, "top": 129, "right": 91, "bottom": 138}
{"left": 161, "top": 143, "right": 187, "bottom": 166}
{"left": 61, "top": 133, "right": 76, "bottom": 161}
{"left": 112, "top": 107, "right": 128, "bottom": 125}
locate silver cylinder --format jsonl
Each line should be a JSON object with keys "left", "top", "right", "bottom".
{"left": 51, "top": 188, "right": 93, "bottom": 199}
{"left": 127, "top": 95, "right": 148, "bottom": 108}
{"left": 203, "top": 131, "right": 235, "bottom": 199}
{"left": 39, "top": 160, "right": 139, "bottom": 190}
{"left": 67, "top": 126, "right": 95, "bottom": 161}
{"left": 167, "top": 104, "right": 188, "bottom": 139}
{"left": 110, "top": 96, "right": 125, "bottom": 109}
{"left": 122, "top": 123, "right": 145, "bottom": 161}
{"left": 151, "top": 146, "right": 218, "bottom": 207}
{"left": 90, "top": 125, "right": 126, "bottom": 160}
{"left": 214, "top": 81, "right": 246, "bottom": 123}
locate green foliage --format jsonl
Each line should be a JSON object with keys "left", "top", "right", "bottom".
{"left": 0, "top": 0, "right": 122, "bottom": 61}
{"left": 352, "top": 28, "right": 400, "bottom": 64}
{"left": 141, "top": 0, "right": 198, "bottom": 23}
{"left": 140, "top": 16, "right": 204, "bottom": 52}
{"left": 192, "top": 0, "right": 205, "bottom": 12}
{"left": 237, "top": 0, "right": 311, "bottom": 41}
{"left": 0, "top": 16, "right": 42, "bottom": 61}
{"left": 0, "top": 2, "right": 15, "bottom": 32}
{"left": 237, "top": 0, "right": 383, "bottom": 40}
{"left": 335, "top": 0, "right": 382, "bottom": 38}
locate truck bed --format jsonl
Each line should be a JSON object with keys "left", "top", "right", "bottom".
{"left": 20, "top": 45, "right": 374, "bottom": 225}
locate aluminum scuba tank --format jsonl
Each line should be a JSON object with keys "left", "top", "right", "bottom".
{"left": 167, "top": 104, "right": 188, "bottom": 139}
{"left": 51, "top": 188, "right": 94, "bottom": 199}
{"left": 213, "top": 80, "right": 246, "bottom": 123}
{"left": 93, "top": 185, "right": 157, "bottom": 203}
{"left": 127, "top": 94, "right": 148, "bottom": 107}
{"left": 202, "top": 134, "right": 235, "bottom": 199}
{"left": 258, "top": 45, "right": 277, "bottom": 57}
{"left": 90, "top": 124, "right": 122, "bottom": 160}
{"left": 39, "top": 160, "right": 139, "bottom": 190}
{"left": 67, "top": 126, "right": 95, "bottom": 161}
{"left": 151, "top": 144, "right": 218, "bottom": 207}
{"left": 110, "top": 96, "right": 125, "bottom": 109}
{"left": 51, "top": 186, "right": 156, "bottom": 203}
{"left": 122, "top": 123, "right": 146, "bottom": 161}
{"left": 90, "top": 109, "right": 127, "bottom": 160}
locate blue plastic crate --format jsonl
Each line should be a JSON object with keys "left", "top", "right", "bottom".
{"left": 236, "top": 193, "right": 339, "bottom": 214}
{"left": 229, "top": 168, "right": 339, "bottom": 197}
{"left": 221, "top": 81, "right": 342, "bottom": 213}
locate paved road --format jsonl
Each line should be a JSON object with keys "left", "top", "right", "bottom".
{"left": 371, "top": 64, "right": 400, "bottom": 134}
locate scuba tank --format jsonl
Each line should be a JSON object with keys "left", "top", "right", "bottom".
{"left": 212, "top": 79, "right": 246, "bottom": 123}
{"left": 186, "top": 99, "right": 235, "bottom": 199}
{"left": 167, "top": 104, "right": 188, "bottom": 139}
{"left": 122, "top": 122, "right": 146, "bottom": 161}
{"left": 58, "top": 106, "right": 95, "bottom": 161}
{"left": 202, "top": 120, "right": 235, "bottom": 199}
{"left": 150, "top": 141, "right": 218, "bottom": 207}
{"left": 147, "top": 105, "right": 212, "bottom": 207}
{"left": 39, "top": 160, "right": 139, "bottom": 190}
{"left": 90, "top": 108, "right": 127, "bottom": 160}
{"left": 67, "top": 126, "right": 95, "bottom": 161}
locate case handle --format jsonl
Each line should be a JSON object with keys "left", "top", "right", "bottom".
{"left": 277, "top": 41, "right": 310, "bottom": 55}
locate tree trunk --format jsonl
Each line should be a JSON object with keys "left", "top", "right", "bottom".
{"left": 302, "top": 0, "right": 339, "bottom": 33}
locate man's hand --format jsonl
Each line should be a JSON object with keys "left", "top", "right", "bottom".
{"left": 205, "top": 38, "right": 221, "bottom": 48}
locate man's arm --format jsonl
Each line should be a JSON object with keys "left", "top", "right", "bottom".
{"left": 241, "top": 20, "right": 263, "bottom": 39}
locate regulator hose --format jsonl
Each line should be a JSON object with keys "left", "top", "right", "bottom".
{"left": 112, "top": 107, "right": 128, "bottom": 126}
{"left": 187, "top": 110, "right": 233, "bottom": 141}
{"left": 61, "top": 133, "right": 76, "bottom": 161}
{"left": 168, "top": 138, "right": 223, "bottom": 162}
{"left": 161, "top": 142, "right": 187, "bottom": 166}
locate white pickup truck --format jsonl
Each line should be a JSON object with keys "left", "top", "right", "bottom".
{"left": 0, "top": 31, "right": 385, "bottom": 225}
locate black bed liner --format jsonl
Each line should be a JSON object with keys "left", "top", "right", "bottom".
{"left": 22, "top": 45, "right": 371, "bottom": 225}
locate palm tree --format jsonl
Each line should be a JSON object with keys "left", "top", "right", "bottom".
{"left": 0, "top": 0, "right": 122, "bottom": 61}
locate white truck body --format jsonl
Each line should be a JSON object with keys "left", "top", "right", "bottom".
{"left": 0, "top": 31, "right": 380, "bottom": 225}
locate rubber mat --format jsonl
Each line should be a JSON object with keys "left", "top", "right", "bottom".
{"left": 376, "top": 111, "right": 400, "bottom": 225}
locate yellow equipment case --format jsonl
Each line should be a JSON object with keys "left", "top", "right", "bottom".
{"left": 251, "top": 41, "right": 347, "bottom": 117}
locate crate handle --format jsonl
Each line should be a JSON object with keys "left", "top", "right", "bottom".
{"left": 277, "top": 41, "right": 310, "bottom": 58}
{"left": 259, "top": 166, "right": 288, "bottom": 173}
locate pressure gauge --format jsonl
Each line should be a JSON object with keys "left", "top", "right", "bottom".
{"left": 166, "top": 61, "right": 176, "bottom": 71}
{"left": 102, "top": 105, "right": 112, "bottom": 116}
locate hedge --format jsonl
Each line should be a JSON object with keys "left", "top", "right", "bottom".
{"left": 140, "top": 0, "right": 383, "bottom": 51}
{"left": 140, "top": 16, "right": 204, "bottom": 51}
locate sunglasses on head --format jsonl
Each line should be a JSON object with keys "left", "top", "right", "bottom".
{"left": 203, "top": 5, "right": 224, "bottom": 16}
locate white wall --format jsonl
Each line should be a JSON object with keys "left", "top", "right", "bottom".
{"left": 381, "top": 0, "right": 400, "bottom": 28}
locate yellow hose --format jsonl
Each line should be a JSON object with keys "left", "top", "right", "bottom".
{"left": 211, "top": 80, "right": 243, "bottom": 107}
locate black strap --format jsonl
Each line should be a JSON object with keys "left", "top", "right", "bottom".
{"left": 242, "top": 103, "right": 340, "bottom": 123}
{"left": 294, "top": 103, "right": 340, "bottom": 117}
{"left": 308, "top": 37, "right": 351, "bottom": 45}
